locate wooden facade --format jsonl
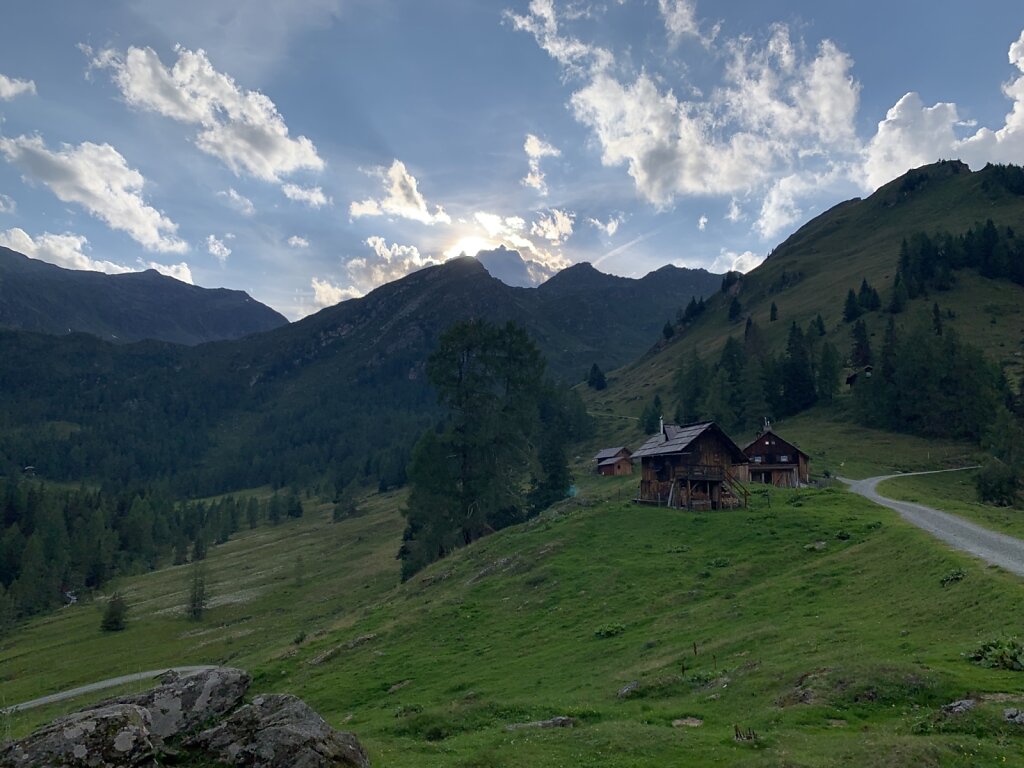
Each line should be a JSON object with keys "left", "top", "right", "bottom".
{"left": 594, "top": 446, "right": 633, "bottom": 476}
{"left": 633, "top": 422, "right": 749, "bottom": 509}
{"left": 743, "top": 429, "right": 809, "bottom": 487}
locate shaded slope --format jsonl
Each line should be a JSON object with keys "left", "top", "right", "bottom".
{"left": 0, "top": 247, "right": 287, "bottom": 344}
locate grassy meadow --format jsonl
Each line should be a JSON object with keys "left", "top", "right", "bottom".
{"left": 3, "top": 469, "right": 1024, "bottom": 766}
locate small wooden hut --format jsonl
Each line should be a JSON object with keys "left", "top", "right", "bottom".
{"left": 633, "top": 422, "right": 749, "bottom": 509}
{"left": 594, "top": 446, "right": 633, "bottom": 476}
{"left": 743, "top": 429, "right": 809, "bottom": 487}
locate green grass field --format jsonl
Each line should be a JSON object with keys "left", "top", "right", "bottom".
{"left": 4, "top": 472, "right": 1024, "bottom": 766}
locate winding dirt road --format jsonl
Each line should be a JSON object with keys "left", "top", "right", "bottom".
{"left": 1, "top": 665, "right": 214, "bottom": 714}
{"left": 844, "top": 468, "right": 1024, "bottom": 577}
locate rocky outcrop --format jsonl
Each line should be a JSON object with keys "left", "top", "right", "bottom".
{"left": 0, "top": 704, "right": 156, "bottom": 768}
{"left": 119, "top": 667, "right": 251, "bottom": 743}
{"left": 0, "top": 668, "right": 368, "bottom": 768}
{"left": 188, "top": 694, "right": 370, "bottom": 768}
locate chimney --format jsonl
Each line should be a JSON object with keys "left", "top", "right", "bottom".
{"left": 660, "top": 415, "right": 665, "bottom": 436}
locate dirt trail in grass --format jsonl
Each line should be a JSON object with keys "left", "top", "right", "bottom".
{"left": 2, "top": 666, "right": 215, "bottom": 714}
{"left": 843, "top": 468, "right": 1024, "bottom": 577}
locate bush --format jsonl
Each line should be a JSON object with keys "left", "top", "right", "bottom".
{"left": 940, "top": 568, "right": 966, "bottom": 587}
{"left": 100, "top": 592, "right": 128, "bottom": 632}
{"left": 594, "top": 623, "right": 626, "bottom": 638}
{"left": 976, "top": 459, "right": 1020, "bottom": 506}
{"left": 965, "top": 637, "right": 1024, "bottom": 671}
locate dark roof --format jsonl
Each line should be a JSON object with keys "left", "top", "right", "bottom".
{"left": 597, "top": 457, "right": 628, "bottom": 468}
{"left": 632, "top": 421, "right": 747, "bottom": 463}
{"left": 742, "top": 429, "right": 810, "bottom": 459}
{"left": 594, "top": 446, "right": 629, "bottom": 461}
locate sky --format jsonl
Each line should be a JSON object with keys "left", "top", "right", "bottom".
{"left": 0, "top": 1, "right": 1022, "bottom": 319}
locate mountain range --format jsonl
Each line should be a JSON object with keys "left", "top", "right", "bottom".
{"left": 0, "top": 247, "right": 287, "bottom": 344}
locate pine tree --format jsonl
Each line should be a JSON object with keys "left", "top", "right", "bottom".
{"left": 641, "top": 394, "right": 663, "bottom": 434}
{"left": 889, "top": 271, "right": 908, "bottom": 313}
{"left": 816, "top": 342, "right": 841, "bottom": 404}
{"left": 740, "top": 359, "right": 770, "bottom": 432}
{"left": 843, "top": 289, "right": 862, "bottom": 322}
{"left": 101, "top": 592, "right": 128, "bottom": 632}
{"left": 701, "top": 369, "right": 736, "bottom": 430}
{"left": 814, "top": 314, "right": 826, "bottom": 336}
{"left": 932, "top": 302, "right": 943, "bottom": 335}
{"left": 851, "top": 319, "right": 873, "bottom": 367}
{"left": 662, "top": 321, "right": 675, "bottom": 340}
{"left": 781, "top": 322, "right": 817, "bottom": 414}
{"left": 188, "top": 563, "right": 207, "bottom": 621}
{"left": 769, "top": 302, "right": 778, "bottom": 322}
{"left": 675, "top": 350, "right": 707, "bottom": 424}
{"left": 728, "top": 296, "right": 742, "bottom": 321}
{"left": 587, "top": 363, "right": 607, "bottom": 390}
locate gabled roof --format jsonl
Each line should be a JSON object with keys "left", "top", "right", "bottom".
{"left": 594, "top": 446, "right": 629, "bottom": 461}
{"left": 632, "top": 421, "right": 747, "bottom": 463}
{"left": 743, "top": 429, "right": 810, "bottom": 459}
{"left": 597, "top": 456, "right": 628, "bottom": 468}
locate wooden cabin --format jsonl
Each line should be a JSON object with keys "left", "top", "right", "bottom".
{"left": 594, "top": 446, "right": 633, "bottom": 476}
{"left": 633, "top": 422, "right": 749, "bottom": 509}
{"left": 743, "top": 429, "right": 810, "bottom": 487}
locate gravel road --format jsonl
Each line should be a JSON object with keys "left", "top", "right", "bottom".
{"left": 844, "top": 468, "right": 1024, "bottom": 577}
{"left": 2, "top": 665, "right": 215, "bottom": 714}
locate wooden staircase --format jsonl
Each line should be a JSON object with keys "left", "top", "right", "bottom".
{"left": 722, "top": 467, "right": 750, "bottom": 509}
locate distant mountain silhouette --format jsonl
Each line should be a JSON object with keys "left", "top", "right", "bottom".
{"left": 0, "top": 247, "right": 287, "bottom": 344}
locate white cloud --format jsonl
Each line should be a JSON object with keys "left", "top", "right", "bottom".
{"left": 0, "top": 135, "right": 187, "bottom": 253}
{"left": 657, "top": 0, "right": 708, "bottom": 46}
{"left": 218, "top": 187, "right": 255, "bottom": 215}
{"left": 698, "top": 214, "right": 708, "bottom": 231}
{"left": 206, "top": 234, "right": 231, "bottom": 263}
{"left": 311, "top": 276, "right": 359, "bottom": 308}
{"left": 586, "top": 214, "right": 622, "bottom": 236}
{"left": 725, "top": 198, "right": 743, "bottom": 222}
{"left": 474, "top": 211, "right": 527, "bottom": 238}
{"left": 288, "top": 235, "right": 310, "bottom": 248}
{"left": 531, "top": 208, "right": 575, "bottom": 244}
{"left": 0, "top": 73, "right": 36, "bottom": 100}
{"left": 0, "top": 227, "right": 132, "bottom": 274}
{"left": 0, "top": 194, "right": 15, "bottom": 214}
{"left": 343, "top": 236, "right": 440, "bottom": 296}
{"left": 0, "top": 226, "right": 193, "bottom": 282}
{"left": 282, "top": 183, "right": 331, "bottom": 208}
{"left": 88, "top": 45, "right": 323, "bottom": 183}
{"left": 711, "top": 248, "right": 764, "bottom": 274}
{"left": 146, "top": 261, "right": 193, "bottom": 283}
{"left": 515, "top": 5, "right": 862, "bottom": 224}
{"left": 522, "top": 133, "right": 561, "bottom": 195}
{"left": 349, "top": 160, "right": 451, "bottom": 225}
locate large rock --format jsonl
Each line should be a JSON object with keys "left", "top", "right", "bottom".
{"left": 0, "top": 703, "right": 156, "bottom": 768}
{"left": 187, "top": 694, "right": 369, "bottom": 768}
{"left": 119, "top": 667, "right": 250, "bottom": 742}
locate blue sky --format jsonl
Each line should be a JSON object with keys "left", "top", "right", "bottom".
{"left": 0, "top": 0, "right": 1022, "bottom": 319}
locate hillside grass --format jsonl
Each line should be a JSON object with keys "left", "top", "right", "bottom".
{"left": 3, "top": 473, "right": 1024, "bottom": 766}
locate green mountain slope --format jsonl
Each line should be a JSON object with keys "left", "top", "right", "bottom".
{"left": 4, "top": 481, "right": 1023, "bottom": 767}
{"left": 585, "top": 161, "right": 1024, "bottom": 445}
{"left": 0, "top": 257, "right": 720, "bottom": 494}
{"left": 0, "top": 247, "right": 288, "bottom": 344}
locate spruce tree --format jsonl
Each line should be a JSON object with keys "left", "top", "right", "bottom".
{"left": 781, "top": 322, "right": 817, "bottom": 414}
{"left": 587, "top": 363, "right": 607, "bottom": 390}
{"left": 728, "top": 296, "right": 742, "bottom": 321}
{"left": 814, "top": 314, "right": 826, "bottom": 336}
{"left": 740, "top": 359, "right": 770, "bottom": 431}
{"left": 816, "top": 342, "right": 841, "bottom": 404}
{"left": 932, "top": 302, "right": 943, "bottom": 335}
{"left": 101, "top": 592, "right": 128, "bottom": 632}
{"left": 843, "top": 289, "right": 862, "bottom": 322}
{"left": 701, "top": 369, "right": 736, "bottom": 430}
{"left": 851, "top": 319, "right": 873, "bottom": 367}
{"left": 770, "top": 302, "right": 778, "bottom": 322}
{"left": 188, "top": 563, "right": 207, "bottom": 621}
{"left": 662, "top": 321, "right": 675, "bottom": 340}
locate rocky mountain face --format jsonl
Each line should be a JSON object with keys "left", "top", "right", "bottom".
{"left": 0, "top": 247, "right": 288, "bottom": 345}
{"left": 0, "top": 667, "right": 369, "bottom": 768}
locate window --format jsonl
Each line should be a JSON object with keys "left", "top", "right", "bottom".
{"left": 780, "top": 454, "right": 790, "bottom": 463}
{"left": 753, "top": 456, "right": 763, "bottom": 463}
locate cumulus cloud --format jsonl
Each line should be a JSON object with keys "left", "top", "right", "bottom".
{"left": 657, "top": 0, "right": 716, "bottom": 47}
{"left": 698, "top": 214, "right": 708, "bottom": 231}
{"left": 147, "top": 261, "right": 193, "bottom": 283}
{"left": 349, "top": 160, "right": 451, "bottom": 225}
{"left": 0, "top": 194, "right": 15, "bottom": 214}
{"left": 531, "top": 208, "right": 575, "bottom": 244}
{"left": 0, "top": 227, "right": 131, "bottom": 274}
{"left": 475, "top": 245, "right": 557, "bottom": 287}
{"left": 282, "top": 183, "right": 331, "bottom": 208}
{"left": 586, "top": 214, "right": 622, "bottom": 236}
{"left": 725, "top": 198, "right": 743, "bottom": 222}
{"left": 340, "top": 236, "right": 440, "bottom": 297}
{"left": 206, "top": 234, "right": 231, "bottom": 263}
{"left": 87, "top": 44, "right": 323, "bottom": 183}
{"left": 288, "top": 235, "right": 310, "bottom": 248}
{"left": 711, "top": 248, "right": 764, "bottom": 274}
{"left": 505, "top": 0, "right": 614, "bottom": 78}
{"left": 0, "top": 134, "right": 187, "bottom": 253}
{"left": 0, "top": 73, "right": 36, "bottom": 100}
{"left": 218, "top": 187, "right": 255, "bottom": 215}
{"left": 311, "top": 276, "right": 359, "bottom": 308}
{"left": 522, "top": 133, "right": 561, "bottom": 195}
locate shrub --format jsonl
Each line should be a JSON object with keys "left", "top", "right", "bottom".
{"left": 940, "top": 568, "right": 966, "bottom": 587}
{"left": 594, "top": 623, "right": 626, "bottom": 638}
{"left": 100, "top": 592, "right": 128, "bottom": 632}
{"left": 965, "top": 637, "right": 1024, "bottom": 671}
{"left": 975, "top": 459, "right": 1020, "bottom": 506}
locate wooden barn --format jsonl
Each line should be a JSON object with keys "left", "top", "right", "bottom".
{"left": 594, "top": 446, "right": 633, "bottom": 476}
{"left": 633, "top": 422, "right": 749, "bottom": 509}
{"left": 743, "top": 429, "right": 810, "bottom": 487}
